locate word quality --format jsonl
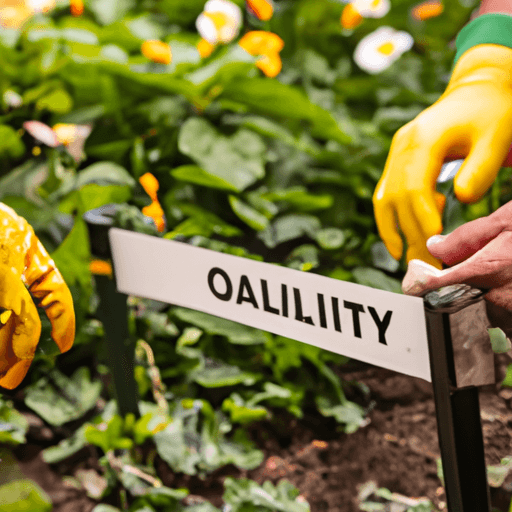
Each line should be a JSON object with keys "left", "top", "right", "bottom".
{"left": 109, "top": 229, "right": 431, "bottom": 381}
{"left": 207, "top": 267, "right": 393, "bottom": 345}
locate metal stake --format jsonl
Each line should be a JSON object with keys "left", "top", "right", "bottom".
{"left": 425, "top": 287, "right": 492, "bottom": 512}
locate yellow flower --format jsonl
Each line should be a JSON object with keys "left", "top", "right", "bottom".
{"left": 246, "top": 0, "right": 274, "bottom": 21}
{"left": 70, "top": 0, "right": 83, "bottom": 16}
{"left": 354, "top": 26, "right": 414, "bottom": 74}
{"left": 411, "top": 0, "right": 443, "bottom": 20}
{"left": 196, "top": 0, "right": 242, "bottom": 45}
{"left": 341, "top": 0, "right": 390, "bottom": 30}
{"left": 239, "top": 31, "right": 284, "bottom": 78}
{"left": 0, "top": 203, "right": 75, "bottom": 389}
{"left": 23, "top": 121, "right": 92, "bottom": 162}
{"left": 197, "top": 38, "right": 216, "bottom": 58}
{"left": 139, "top": 173, "right": 166, "bottom": 233}
{"left": 141, "top": 40, "right": 172, "bottom": 65}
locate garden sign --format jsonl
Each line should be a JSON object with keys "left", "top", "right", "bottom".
{"left": 84, "top": 199, "right": 493, "bottom": 512}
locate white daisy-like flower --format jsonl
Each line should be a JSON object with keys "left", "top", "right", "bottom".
{"left": 196, "top": 0, "right": 243, "bottom": 45}
{"left": 354, "top": 27, "right": 414, "bottom": 74}
{"left": 352, "top": 0, "right": 390, "bottom": 18}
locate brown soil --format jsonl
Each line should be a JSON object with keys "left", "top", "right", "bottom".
{"left": 12, "top": 358, "right": 512, "bottom": 512}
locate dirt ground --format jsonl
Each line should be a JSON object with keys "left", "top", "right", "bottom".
{"left": 12, "top": 356, "right": 512, "bottom": 512}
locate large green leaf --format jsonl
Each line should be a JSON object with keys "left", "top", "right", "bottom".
{"left": 219, "top": 78, "right": 352, "bottom": 144}
{"left": 178, "top": 118, "right": 266, "bottom": 192}
{"left": 24, "top": 367, "right": 102, "bottom": 426}
{"left": 258, "top": 214, "right": 321, "bottom": 249}
{"left": 173, "top": 307, "right": 268, "bottom": 345}
{"left": 0, "top": 125, "right": 25, "bottom": 159}
{"left": 0, "top": 480, "right": 52, "bottom": 512}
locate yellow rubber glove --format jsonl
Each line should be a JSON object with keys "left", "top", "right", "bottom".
{"left": 0, "top": 203, "right": 75, "bottom": 389}
{"left": 373, "top": 44, "right": 512, "bottom": 269}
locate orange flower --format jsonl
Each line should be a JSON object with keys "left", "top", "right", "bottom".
{"left": 141, "top": 40, "right": 172, "bottom": 65}
{"left": 70, "top": 0, "right": 84, "bottom": 16}
{"left": 89, "top": 259, "right": 113, "bottom": 276}
{"left": 197, "top": 38, "right": 216, "bottom": 58}
{"left": 246, "top": 0, "right": 273, "bottom": 21}
{"left": 411, "top": 0, "right": 443, "bottom": 20}
{"left": 239, "top": 31, "right": 284, "bottom": 78}
{"left": 341, "top": 4, "right": 363, "bottom": 29}
{"left": 139, "top": 173, "right": 166, "bottom": 233}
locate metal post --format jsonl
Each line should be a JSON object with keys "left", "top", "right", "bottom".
{"left": 84, "top": 205, "right": 139, "bottom": 418}
{"left": 424, "top": 287, "right": 493, "bottom": 512}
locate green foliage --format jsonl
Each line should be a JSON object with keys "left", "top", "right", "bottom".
{"left": 222, "top": 478, "right": 310, "bottom": 512}
{"left": 0, "top": 479, "right": 52, "bottom": 512}
{"left": 0, "top": 399, "right": 29, "bottom": 445}
{"left": 24, "top": 367, "right": 102, "bottom": 426}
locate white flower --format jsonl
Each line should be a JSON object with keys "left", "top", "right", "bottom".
{"left": 352, "top": 0, "right": 390, "bottom": 18}
{"left": 23, "top": 121, "right": 92, "bottom": 162}
{"left": 3, "top": 90, "right": 23, "bottom": 109}
{"left": 354, "top": 27, "right": 414, "bottom": 74}
{"left": 25, "top": 0, "right": 56, "bottom": 13}
{"left": 196, "top": 0, "right": 242, "bottom": 45}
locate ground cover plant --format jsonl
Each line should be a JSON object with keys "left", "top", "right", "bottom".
{"left": 2, "top": 0, "right": 512, "bottom": 510}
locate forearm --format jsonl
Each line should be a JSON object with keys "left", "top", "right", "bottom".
{"left": 479, "top": 0, "right": 512, "bottom": 16}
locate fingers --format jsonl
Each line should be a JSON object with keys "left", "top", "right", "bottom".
{"left": 409, "top": 232, "right": 512, "bottom": 294}
{"left": 454, "top": 136, "right": 511, "bottom": 203}
{"left": 24, "top": 237, "right": 75, "bottom": 354}
{"left": 372, "top": 195, "right": 402, "bottom": 260}
{"left": 427, "top": 214, "right": 505, "bottom": 266}
{"left": 0, "top": 359, "right": 33, "bottom": 390}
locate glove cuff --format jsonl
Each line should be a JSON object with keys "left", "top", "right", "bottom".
{"left": 454, "top": 13, "right": 512, "bottom": 64}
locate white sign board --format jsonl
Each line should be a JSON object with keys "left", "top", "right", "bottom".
{"left": 109, "top": 229, "right": 431, "bottom": 382}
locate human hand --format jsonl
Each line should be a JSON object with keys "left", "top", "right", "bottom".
{"left": 0, "top": 203, "right": 75, "bottom": 389}
{"left": 402, "top": 200, "right": 512, "bottom": 313}
{"left": 373, "top": 44, "right": 512, "bottom": 269}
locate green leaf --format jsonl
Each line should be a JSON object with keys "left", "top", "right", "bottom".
{"left": 178, "top": 118, "right": 266, "bottom": 192}
{"left": 36, "top": 89, "right": 73, "bottom": 114}
{"left": 77, "top": 161, "right": 136, "bottom": 188}
{"left": 222, "top": 478, "right": 310, "bottom": 512}
{"left": 24, "top": 367, "right": 102, "bottom": 426}
{"left": 0, "top": 399, "right": 29, "bottom": 445}
{"left": 192, "top": 361, "right": 259, "bottom": 388}
{"left": 220, "top": 77, "right": 351, "bottom": 144}
{"left": 42, "top": 425, "right": 88, "bottom": 463}
{"left": 352, "top": 267, "right": 402, "bottom": 294}
{"left": 488, "top": 328, "right": 511, "bottom": 354}
{"left": 0, "top": 125, "right": 25, "bottom": 159}
{"left": 258, "top": 214, "right": 321, "bottom": 249}
{"left": 229, "top": 195, "right": 269, "bottom": 231}
{"left": 89, "top": 0, "right": 136, "bottom": 25}
{"left": 222, "top": 394, "right": 269, "bottom": 424}
{"left": 0, "top": 480, "right": 52, "bottom": 512}
{"left": 262, "top": 187, "right": 333, "bottom": 211}
{"left": 316, "top": 396, "right": 366, "bottom": 434}
{"left": 371, "top": 241, "right": 399, "bottom": 273}
{"left": 173, "top": 307, "right": 268, "bottom": 345}
{"left": 316, "top": 228, "right": 346, "bottom": 250}
{"left": 171, "top": 165, "right": 238, "bottom": 192}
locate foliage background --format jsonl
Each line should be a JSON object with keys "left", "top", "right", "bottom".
{"left": 2, "top": 0, "right": 506, "bottom": 510}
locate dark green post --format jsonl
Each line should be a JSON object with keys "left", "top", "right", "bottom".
{"left": 84, "top": 205, "right": 139, "bottom": 418}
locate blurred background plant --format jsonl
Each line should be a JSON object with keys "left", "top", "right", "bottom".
{"left": 1, "top": 0, "right": 503, "bottom": 510}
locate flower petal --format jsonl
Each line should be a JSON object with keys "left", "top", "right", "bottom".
{"left": 141, "top": 40, "right": 172, "bottom": 64}
{"left": 23, "top": 121, "right": 60, "bottom": 147}
{"left": 246, "top": 0, "right": 274, "bottom": 21}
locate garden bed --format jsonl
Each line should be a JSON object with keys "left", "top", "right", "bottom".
{"left": 13, "top": 357, "right": 512, "bottom": 512}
